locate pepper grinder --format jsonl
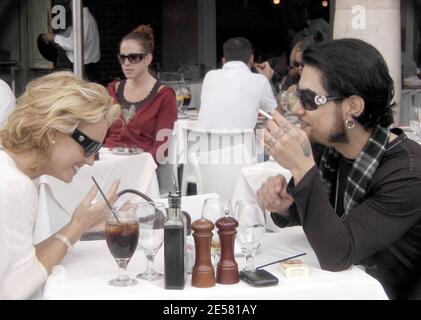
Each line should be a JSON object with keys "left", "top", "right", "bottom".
{"left": 191, "top": 217, "right": 216, "bottom": 288}
{"left": 215, "top": 200, "right": 239, "bottom": 284}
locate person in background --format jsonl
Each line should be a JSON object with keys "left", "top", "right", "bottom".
{"left": 104, "top": 24, "right": 177, "bottom": 165}
{"left": 257, "top": 38, "right": 421, "bottom": 300}
{"left": 255, "top": 38, "right": 313, "bottom": 94}
{"left": 198, "top": 37, "right": 278, "bottom": 130}
{"left": 41, "top": 0, "right": 100, "bottom": 82}
{"left": 0, "top": 71, "right": 121, "bottom": 299}
{"left": 0, "top": 79, "right": 15, "bottom": 127}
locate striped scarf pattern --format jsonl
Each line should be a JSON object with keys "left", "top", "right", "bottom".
{"left": 319, "top": 125, "right": 390, "bottom": 220}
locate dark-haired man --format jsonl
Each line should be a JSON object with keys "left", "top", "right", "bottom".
{"left": 257, "top": 38, "right": 421, "bottom": 300}
{"left": 198, "top": 37, "right": 277, "bottom": 130}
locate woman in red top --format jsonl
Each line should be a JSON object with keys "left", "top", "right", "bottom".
{"left": 105, "top": 24, "right": 177, "bottom": 164}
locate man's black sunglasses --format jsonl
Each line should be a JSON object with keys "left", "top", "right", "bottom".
{"left": 70, "top": 128, "right": 102, "bottom": 157}
{"left": 117, "top": 53, "right": 147, "bottom": 64}
{"left": 295, "top": 87, "right": 343, "bottom": 111}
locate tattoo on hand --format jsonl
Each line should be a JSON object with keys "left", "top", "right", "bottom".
{"left": 300, "top": 141, "right": 312, "bottom": 157}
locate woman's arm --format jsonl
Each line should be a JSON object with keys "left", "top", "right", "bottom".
{"left": 35, "top": 181, "right": 119, "bottom": 273}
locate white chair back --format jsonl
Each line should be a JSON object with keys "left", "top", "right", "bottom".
{"left": 181, "top": 126, "right": 257, "bottom": 199}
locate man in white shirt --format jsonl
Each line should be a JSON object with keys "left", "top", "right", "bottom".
{"left": 41, "top": 1, "right": 100, "bottom": 82}
{"left": 198, "top": 37, "right": 277, "bottom": 130}
{"left": 0, "top": 79, "right": 16, "bottom": 128}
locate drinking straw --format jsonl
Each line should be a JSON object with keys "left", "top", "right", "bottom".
{"left": 256, "top": 253, "right": 306, "bottom": 270}
{"left": 91, "top": 176, "right": 121, "bottom": 224}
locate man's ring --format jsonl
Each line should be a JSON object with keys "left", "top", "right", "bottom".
{"left": 268, "top": 135, "right": 277, "bottom": 147}
{"left": 274, "top": 128, "right": 284, "bottom": 139}
{"left": 281, "top": 124, "right": 291, "bottom": 134}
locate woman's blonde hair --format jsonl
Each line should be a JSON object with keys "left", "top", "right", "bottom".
{"left": 289, "top": 40, "right": 305, "bottom": 68}
{"left": 0, "top": 71, "right": 120, "bottom": 169}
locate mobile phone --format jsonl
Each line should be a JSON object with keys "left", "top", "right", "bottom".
{"left": 239, "top": 269, "right": 279, "bottom": 287}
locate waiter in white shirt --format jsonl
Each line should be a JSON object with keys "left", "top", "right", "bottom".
{"left": 198, "top": 37, "right": 278, "bottom": 130}
{"left": 40, "top": 1, "right": 100, "bottom": 82}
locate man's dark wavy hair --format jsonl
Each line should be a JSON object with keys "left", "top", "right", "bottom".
{"left": 303, "top": 38, "right": 395, "bottom": 130}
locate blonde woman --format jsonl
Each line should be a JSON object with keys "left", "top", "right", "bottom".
{"left": 0, "top": 71, "right": 121, "bottom": 299}
{"left": 255, "top": 38, "right": 313, "bottom": 93}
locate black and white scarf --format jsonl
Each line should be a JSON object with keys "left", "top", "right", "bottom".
{"left": 319, "top": 125, "right": 390, "bottom": 220}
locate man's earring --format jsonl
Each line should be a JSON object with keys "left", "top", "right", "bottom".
{"left": 345, "top": 119, "right": 356, "bottom": 130}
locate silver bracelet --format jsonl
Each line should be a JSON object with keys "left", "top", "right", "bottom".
{"left": 54, "top": 233, "right": 73, "bottom": 253}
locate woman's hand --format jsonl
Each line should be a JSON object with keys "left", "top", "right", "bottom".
{"left": 257, "top": 175, "right": 293, "bottom": 214}
{"left": 71, "top": 180, "right": 120, "bottom": 232}
{"left": 264, "top": 111, "right": 315, "bottom": 184}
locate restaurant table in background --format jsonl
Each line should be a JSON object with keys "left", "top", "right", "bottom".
{"left": 41, "top": 195, "right": 388, "bottom": 300}
{"left": 232, "top": 160, "right": 292, "bottom": 232}
{"left": 33, "top": 148, "right": 160, "bottom": 244}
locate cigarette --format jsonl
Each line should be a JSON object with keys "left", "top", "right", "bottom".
{"left": 259, "top": 109, "right": 273, "bottom": 120}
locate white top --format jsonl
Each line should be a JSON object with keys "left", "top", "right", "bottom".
{"left": 198, "top": 61, "right": 277, "bottom": 130}
{"left": 0, "top": 79, "right": 15, "bottom": 127}
{"left": 0, "top": 150, "right": 48, "bottom": 300}
{"left": 54, "top": 7, "right": 100, "bottom": 64}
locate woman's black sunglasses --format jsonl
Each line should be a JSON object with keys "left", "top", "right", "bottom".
{"left": 293, "top": 61, "right": 304, "bottom": 68}
{"left": 117, "top": 53, "right": 147, "bottom": 64}
{"left": 295, "top": 87, "right": 343, "bottom": 111}
{"left": 70, "top": 128, "right": 102, "bottom": 157}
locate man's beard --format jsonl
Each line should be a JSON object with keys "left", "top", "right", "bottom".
{"left": 328, "top": 112, "right": 349, "bottom": 144}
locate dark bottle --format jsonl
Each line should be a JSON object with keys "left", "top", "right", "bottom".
{"left": 164, "top": 190, "right": 186, "bottom": 289}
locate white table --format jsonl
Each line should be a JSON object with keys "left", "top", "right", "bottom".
{"left": 34, "top": 149, "right": 160, "bottom": 244}
{"left": 232, "top": 160, "right": 292, "bottom": 232}
{"left": 42, "top": 205, "right": 387, "bottom": 300}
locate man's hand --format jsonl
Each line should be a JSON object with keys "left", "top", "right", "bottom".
{"left": 254, "top": 61, "right": 274, "bottom": 81}
{"left": 257, "top": 174, "right": 293, "bottom": 213}
{"left": 264, "top": 110, "right": 315, "bottom": 184}
{"left": 42, "top": 32, "right": 55, "bottom": 44}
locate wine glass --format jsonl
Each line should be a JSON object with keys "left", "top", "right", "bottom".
{"left": 182, "top": 83, "right": 192, "bottom": 110}
{"left": 135, "top": 201, "right": 166, "bottom": 281}
{"left": 105, "top": 204, "right": 139, "bottom": 286}
{"left": 234, "top": 200, "right": 266, "bottom": 272}
{"left": 175, "top": 83, "right": 185, "bottom": 116}
{"left": 201, "top": 198, "right": 225, "bottom": 266}
{"left": 409, "top": 105, "right": 421, "bottom": 140}
{"left": 277, "top": 89, "right": 299, "bottom": 126}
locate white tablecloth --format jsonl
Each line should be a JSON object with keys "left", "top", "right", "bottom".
{"left": 170, "top": 116, "right": 198, "bottom": 165}
{"left": 34, "top": 149, "right": 160, "bottom": 244}
{"left": 232, "top": 160, "right": 292, "bottom": 232}
{"left": 42, "top": 198, "right": 388, "bottom": 300}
